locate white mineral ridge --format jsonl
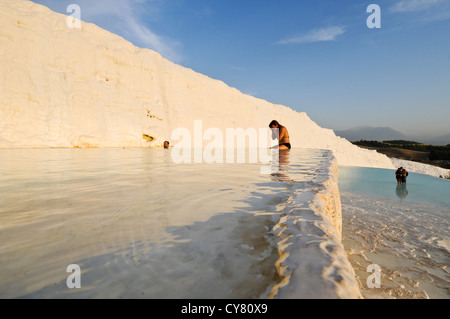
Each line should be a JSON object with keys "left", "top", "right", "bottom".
{"left": 270, "top": 152, "right": 362, "bottom": 299}
{"left": 0, "top": 0, "right": 394, "bottom": 169}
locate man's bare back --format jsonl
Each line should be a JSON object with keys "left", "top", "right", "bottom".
{"left": 269, "top": 120, "right": 291, "bottom": 150}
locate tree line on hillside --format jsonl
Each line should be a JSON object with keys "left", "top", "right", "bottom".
{"left": 352, "top": 140, "right": 450, "bottom": 160}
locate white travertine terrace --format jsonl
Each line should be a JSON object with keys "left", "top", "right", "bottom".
{"left": 0, "top": 0, "right": 394, "bottom": 170}
{"left": 0, "top": 0, "right": 403, "bottom": 299}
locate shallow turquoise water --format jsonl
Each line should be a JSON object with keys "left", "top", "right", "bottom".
{"left": 338, "top": 166, "right": 450, "bottom": 207}
{"left": 339, "top": 166, "right": 449, "bottom": 299}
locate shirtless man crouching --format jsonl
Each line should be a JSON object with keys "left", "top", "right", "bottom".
{"left": 269, "top": 120, "right": 291, "bottom": 150}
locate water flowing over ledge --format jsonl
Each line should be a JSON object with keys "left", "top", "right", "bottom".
{"left": 270, "top": 150, "right": 362, "bottom": 299}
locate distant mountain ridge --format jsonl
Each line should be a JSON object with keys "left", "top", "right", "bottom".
{"left": 334, "top": 126, "right": 408, "bottom": 142}
{"left": 420, "top": 134, "right": 450, "bottom": 146}
{"left": 335, "top": 126, "right": 450, "bottom": 146}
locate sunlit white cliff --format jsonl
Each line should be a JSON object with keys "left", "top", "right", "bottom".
{"left": 0, "top": 0, "right": 394, "bottom": 169}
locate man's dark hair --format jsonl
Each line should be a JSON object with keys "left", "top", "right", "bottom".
{"left": 269, "top": 120, "right": 279, "bottom": 128}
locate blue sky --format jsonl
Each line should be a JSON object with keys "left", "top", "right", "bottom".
{"left": 31, "top": 0, "right": 450, "bottom": 138}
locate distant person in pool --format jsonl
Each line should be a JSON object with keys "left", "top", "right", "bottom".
{"left": 395, "top": 167, "right": 403, "bottom": 184}
{"left": 401, "top": 168, "right": 409, "bottom": 184}
{"left": 395, "top": 167, "right": 408, "bottom": 184}
{"left": 164, "top": 141, "right": 170, "bottom": 149}
{"left": 269, "top": 120, "right": 291, "bottom": 150}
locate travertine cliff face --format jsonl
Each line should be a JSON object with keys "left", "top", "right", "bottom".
{"left": 0, "top": 0, "right": 394, "bottom": 169}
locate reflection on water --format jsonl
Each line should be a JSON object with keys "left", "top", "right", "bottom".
{"left": 0, "top": 148, "right": 325, "bottom": 298}
{"left": 395, "top": 184, "right": 408, "bottom": 200}
{"left": 270, "top": 150, "right": 292, "bottom": 182}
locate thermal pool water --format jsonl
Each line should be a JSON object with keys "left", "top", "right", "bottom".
{"left": 0, "top": 148, "right": 340, "bottom": 298}
{"left": 339, "top": 166, "right": 450, "bottom": 299}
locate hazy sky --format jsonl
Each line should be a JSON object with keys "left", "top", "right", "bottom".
{"left": 31, "top": 0, "right": 450, "bottom": 138}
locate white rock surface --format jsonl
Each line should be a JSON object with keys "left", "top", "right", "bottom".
{"left": 270, "top": 151, "right": 362, "bottom": 299}
{"left": 0, "top": 0, "right": 394, "bottom": 169}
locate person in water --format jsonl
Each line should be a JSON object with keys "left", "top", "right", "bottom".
{"left": 395, "top": 167, "right": 403, "bottom": 184}
{"left": 395, "top": 167, "right": 408, "bottom": 184}
{"left": 269, "top": 120, "right": 291, "bottom": 150}
{"left": 401, "top": 167, "right": 409, "bottom": 184}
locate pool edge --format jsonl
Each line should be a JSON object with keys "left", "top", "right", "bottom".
{"left": 269, "top": 150, "right": 363, "bottom": 299}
